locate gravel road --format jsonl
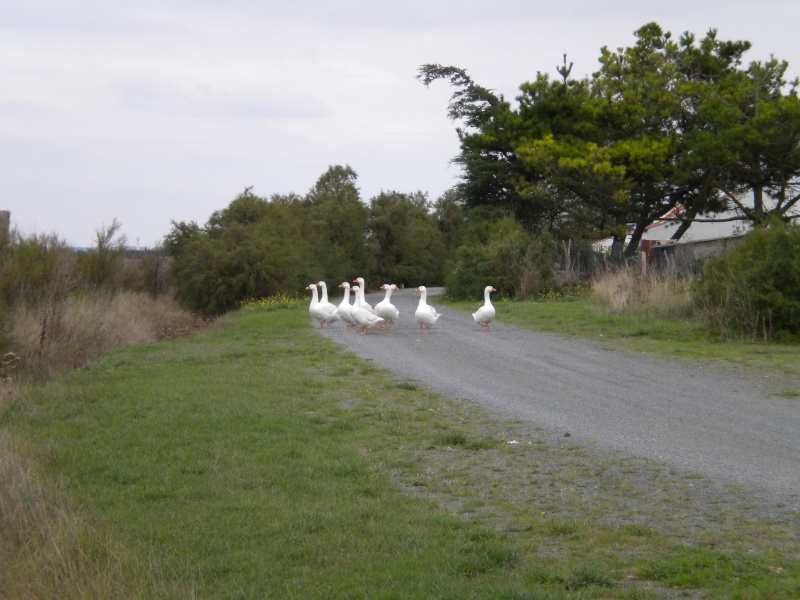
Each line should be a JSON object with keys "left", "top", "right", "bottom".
{"left": 318, "top": 287, "right": 800, "bottom": 511}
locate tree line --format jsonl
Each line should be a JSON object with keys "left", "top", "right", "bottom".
{"left": 165, "top": 163, "right": 594, "bottom": 316}
{"left": 165, "top": 166, "right": 458, "bottom": 316}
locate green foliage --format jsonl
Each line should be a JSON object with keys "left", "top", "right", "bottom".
{"left": 693, "top": 222, "right": 800, "bottom": 338}
{"left": 170, "top": 208, "right": 317, "bottom": 317}
{"left": 166, "top": 167, "right": 454, "bottom": 316}
{"left": 75, "top": 218, "right": 127, "bottom": 291}
{"left": 444, "top": 212, "right": 508, "bottom": 299}
{"left": 518, "top": 227, "right": 559, "bottom": 297}
{"left": 418, "top": 64, "right": 529, "bottom": 223}
{"left": 704, "top": 60, "right": 800, "bottom": 225}
{"left": 162, "top": 219, "right": 202, "bottom": 257}
{"left": 421, "top": 22, "right": 800, "bottom": 261}
{"left": 116, "top": 250, "right": 172, "bottom": 298}
{"left": 167, "top": 169, "right": 373, "bottom": 316}
{"left": 0, "top": 231, "right": 73, "bottom": 308}
{"left": 433, "top": 187, "right": 466, "bottom": 251}
{"left": 445, "top": 211, "right": 558, "bottom": 299}
{"left": 368, "top": 191, "right": 446, "bottom": 286}
{"left": 305, "top": 165, "right": 372, "bottom": 280}
{"left": 206, "top": 187, "right": 272, "bottom": 228}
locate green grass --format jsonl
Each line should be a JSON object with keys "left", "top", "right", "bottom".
{"left": 2, "top": 306, "right": 799, "bottom": 598}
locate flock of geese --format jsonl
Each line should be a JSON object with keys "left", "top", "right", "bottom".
{"left": 306, "top": 277, "right": 498, "bottom": 334}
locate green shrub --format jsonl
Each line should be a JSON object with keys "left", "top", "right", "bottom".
{"left": 445, "top": 211, "right": 563, "bottom": 300}
{"left": 116, "top": 251, "right": 172, "bottom": 298}
{"left": 169, "top": 215, "right": 319, "bottom": 317}
{"left": 444, "top": 212, "right": 527, "bottom": 299}
{"left": 0, "top": 305, "right": 12, "bottom": 357}
{"left": 74, "top": 219, "right": 127, "bottom": 292}
{"left": 367, "top": 191, "right": 446, "bottom": 287}
{"left": 0, "top": 232, "right": 73, "bottom": 308}
{"left": 693, "top": 221, "right": 800, "bottom": 339}
{"left": 167, "top": 175, "right": 379, "bottom": 317}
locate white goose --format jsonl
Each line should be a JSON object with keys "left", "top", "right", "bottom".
{"left": 352, "top": 277, "right": 377, "bottom": 315}
{"left": 307, "top": 283, "right": 339, "bottom": 328}
{"left": 414, "top": 286, "right": 441, "bottom": 333}
{"left": 350, "top": 285, "right": 385, "bottom": 334}
{"left": 375, "top": 283, "right": 400, "bottom": 330}
{"left": 337, "top": 281, "right": 358, "bottom": 331}
{"left": 472, "top": 285, "right": 497, "bottom": 332}
{"left": 316, "top": 281, "right": 338, "bottom": 313}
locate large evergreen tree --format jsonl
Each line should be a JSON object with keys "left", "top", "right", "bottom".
{"left": 420, "top": 23, "right": 799, "bottom": 260}
{"left": 711, "top": 59, "right": 800, "bottom": 224}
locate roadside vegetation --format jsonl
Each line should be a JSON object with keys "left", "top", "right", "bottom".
{"left": 0, "top": 220, "right": 204, "bottom": 400}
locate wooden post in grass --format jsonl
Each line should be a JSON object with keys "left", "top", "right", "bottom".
{"left": 640, "top": 250, "right": 647, "bottom": 278}
{"left": 0, "top": 210, "right": 9, "bottom": 251}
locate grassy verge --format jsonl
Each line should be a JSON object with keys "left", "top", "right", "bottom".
{"left": 2, "top": 306, "right": 799, "bottom": 598}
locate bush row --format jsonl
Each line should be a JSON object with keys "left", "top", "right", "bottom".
{"left": 693, "top": 220, "right": 800, "bottom": 339}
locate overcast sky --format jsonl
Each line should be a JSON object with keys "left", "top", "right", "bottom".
{"left": 2, "top": 1, "right": 798, "bottom": 247}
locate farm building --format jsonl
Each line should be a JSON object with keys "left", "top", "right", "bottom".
{"left": 592, "top": 193, "right": 799, "bottom": 269}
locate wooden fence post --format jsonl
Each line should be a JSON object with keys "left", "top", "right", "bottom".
{"left": 0, "top": 210, "right": 9, "bottom": 250}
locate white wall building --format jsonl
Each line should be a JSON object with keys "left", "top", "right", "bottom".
{"left": 593, "top": 193, "right": 798, "bottom": 261}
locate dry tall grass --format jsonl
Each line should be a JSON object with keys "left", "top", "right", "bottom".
{"left": 10, "top": 291, "right": 206, "bottom": 381}
{"left": 590, "top": 268, "right": 695, "bottom": 318}
{"left": 1, "top": 291, "right": 204, "bottom": 598}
